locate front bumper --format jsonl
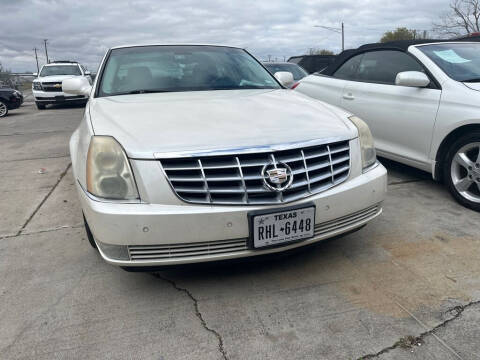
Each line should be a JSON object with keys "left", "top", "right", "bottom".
{"left": 7, "top": 96, "right": 22, "bottom": 110}
{"left": 80, "top": 163, "right": 387, "bottom": 267}
{"left": 33, "top": 89, "right": 87, "bottom": 104}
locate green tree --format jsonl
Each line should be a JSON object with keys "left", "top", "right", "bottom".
{"left": 308, "top": 48, "right": 334, "bottom": 55}
{"left": 380, "top": 27, "right": 419, "bottom": 43}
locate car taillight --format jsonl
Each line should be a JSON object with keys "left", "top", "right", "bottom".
{"left": 291, "top": 82, "right": 300, "bottom": 90}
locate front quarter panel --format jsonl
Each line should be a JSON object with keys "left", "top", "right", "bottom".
{"left": 430, "top": 80, "right": 480, "bottom": 162}
{"left": 70, "top": 105, "right": 94, "bottom": 188}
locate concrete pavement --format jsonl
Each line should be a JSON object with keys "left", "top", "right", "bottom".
{"left": 1, "top": 93, "right": 479, "bottom": 359}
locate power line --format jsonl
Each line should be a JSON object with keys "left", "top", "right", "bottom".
{"left": 314, "top": 22, "right": 345, "bottom": 51}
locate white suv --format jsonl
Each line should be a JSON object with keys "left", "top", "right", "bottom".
{"left": 32, "top": 61, "right": 92, "bottom": 109}
{"left": 295, "top": 41, "right": 480, "bottom": 211}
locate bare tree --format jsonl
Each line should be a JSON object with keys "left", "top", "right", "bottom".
{"left": 0, "top": 61, "right": 13, "bottom": 88}
{"left": 434, "top": 0, "right": 480, "bottom": 36}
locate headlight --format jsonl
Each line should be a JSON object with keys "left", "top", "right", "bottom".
{"left": 349, "top": 115, "right": 377, "bottom": 170}
{"left": 32, "top": 82, "right": 42, "bottom": 90}
{"left": 86, "top": 136, "right": 139, "bottom": 200}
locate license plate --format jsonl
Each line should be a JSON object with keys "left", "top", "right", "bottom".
{"left": 249, "top": 205, "right": 315, "bottom": 249}
{"left": 55, "top": 96, "right": 65, "bottom": 102}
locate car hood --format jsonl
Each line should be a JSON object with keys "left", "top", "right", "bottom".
{"left": 0, "top": 87, "right": 15, "bottom": 93}
{"left": 89, "top": 89, "right": 356, "bottom": 159}
{"left": 463, "top": 82, "right": 480, "bottom": 91}
{"left": 37, "top": 75, "right": 81, "bottom": 82}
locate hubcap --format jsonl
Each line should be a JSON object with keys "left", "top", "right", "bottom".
{"left": 451, "top": 142, "right": 480, "bottom": 203}
{"left": 0, "top": 102, "right": 6, "bottom": 117}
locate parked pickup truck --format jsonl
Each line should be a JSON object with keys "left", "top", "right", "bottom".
{"left": 295, "top": 40, "right": 480, "bottom": 211}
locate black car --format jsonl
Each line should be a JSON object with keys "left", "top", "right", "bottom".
{"left": 0, "top": 87, "right": 23, "bottom": 117}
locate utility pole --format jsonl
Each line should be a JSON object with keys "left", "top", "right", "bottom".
{"left": 314, "top": 22, "right": 345, "bottom": 52}
{"left": 33, "top": 48, "right": 40, "bottom": 73}
{"left": 43, "top": 39, "right": 49, "bottom": 64}
{"left": 268, "top": 54, "right": 271, "bottom": 62}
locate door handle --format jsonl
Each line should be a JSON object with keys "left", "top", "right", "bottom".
{"left": 343, "top": 92, "right": 355, "bottom": 100}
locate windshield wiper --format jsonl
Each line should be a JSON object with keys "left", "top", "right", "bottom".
{"left": 462, "top": 78, "right": 480, "bottom": 82}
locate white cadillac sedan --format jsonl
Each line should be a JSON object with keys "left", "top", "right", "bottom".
{"left": 64, "top": 45, "right": 387, "bottom": 269}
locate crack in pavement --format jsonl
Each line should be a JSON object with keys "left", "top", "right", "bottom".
{"left": 0, "top": 154, "right": 69, "bottom": 163}
{"left": 152, "top": 273, "right": 228, "bottom": 360}
{"left": 357, "top": 300, "right": 480, "bottom": 359}
{"left": 0, "top": 130, "right": 73, "bottom": 137}
{"left": 0, "top": 224, "right": 83, "bottom": 240}
{"left": 15, "top": 162, "right": 72, "bottom": 236}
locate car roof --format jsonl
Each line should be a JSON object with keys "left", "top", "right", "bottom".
{"left": 321, "top": 39, "right": 480, "bottom": 76}
{"left": 110, "top": 44, "right": 243, "bottom": 50}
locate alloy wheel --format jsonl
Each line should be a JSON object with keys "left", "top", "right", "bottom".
{"left": 450, "top": 142, "right": 480, "bottom": 203}
{"left": 0, "top": 101, "right": 7, "bottom": 117}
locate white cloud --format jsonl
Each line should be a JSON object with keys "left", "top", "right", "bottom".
{"left": 0, "top": 0, "right": 448, "bottom": 72}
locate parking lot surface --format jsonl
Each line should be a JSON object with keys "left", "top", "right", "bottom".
{"left": 1, "top": 92, "right": 480, "bottom": 360}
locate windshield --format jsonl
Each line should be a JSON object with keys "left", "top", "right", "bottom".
{"left": 98, "top": 45, "right": 281, "bottom": 96}
{"left": 40, "top": 65, "right": 82, "bottom": 76}
{"left": 263, "top": 63, "right": 308, "bottom": 80}
{"left": 419, "top": 43, "right": 480, "bottom": 82}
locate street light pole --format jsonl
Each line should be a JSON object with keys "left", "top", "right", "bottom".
{"left": 33, "top": 48, "right": 40, "bottom": 73}
{"left": 43, "top": 39, "right": 49, "bottom": 64}
{"left": 314, "top": 22, "right": 345, "bottom": 52}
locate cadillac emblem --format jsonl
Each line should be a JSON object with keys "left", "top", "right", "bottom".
{"left": 261, "top": 161, "right": 293, "bottom": 192}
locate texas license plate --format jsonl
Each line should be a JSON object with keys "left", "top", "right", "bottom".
{"left": 249, "top": 205, "right": 315, "bottom": 249}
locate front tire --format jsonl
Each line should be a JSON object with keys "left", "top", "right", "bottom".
{"left": 444, "top": 131, "right": 480, "bottom": 211}
{"left": 36, "top": 102, "right": 46, "bottom": 110}
{"left": 0, "top": 101, "right": 8, "bottom": 117}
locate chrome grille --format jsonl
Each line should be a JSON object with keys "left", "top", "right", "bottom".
{"left": 159, "top": 140, "right": 350, "bottom": 205}
{"left": 127, "top": 204, "right": 380, "bottom": 261}
{"left": 41, "top": 82, "right": 62, "bottom": 92}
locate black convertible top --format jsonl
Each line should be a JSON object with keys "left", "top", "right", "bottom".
{"left": 321, "top": 38, "right": 480, "bottom": 76}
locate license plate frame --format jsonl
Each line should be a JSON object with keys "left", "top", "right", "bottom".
{"left": 248, "top": 203, "right": 316, "bottom": 250}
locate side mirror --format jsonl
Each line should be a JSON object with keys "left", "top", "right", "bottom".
{"left": 62, "top": 77, "right": 92, "bottom": 96}
{"left": 274, "top": 71, "right": 295, "bottom": 88}
{"left": 33, "top": 73, "right": 38, "bottom": 77}
{"left": 395, "top": 71, "right": 430, "bottom": 88}
{"left": 85, "top": 71, "right": 91, "bottom": 76}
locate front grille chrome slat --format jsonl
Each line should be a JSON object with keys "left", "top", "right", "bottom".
{"left": 160, "top": 140, "right": 351, "bottom": 205}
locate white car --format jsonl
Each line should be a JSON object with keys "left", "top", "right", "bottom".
{"left": 295, "top": 41, "right": 480, "bottom": 211}
{"left": 64, "top": 44, "right": 386, "bottom": 269}
{"left": 32, "top": 61, "right": 92, "bottom": 109}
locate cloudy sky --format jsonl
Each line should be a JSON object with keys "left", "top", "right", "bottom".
{"left": 0, "top": 0, "right": 449, "bottom": 72}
